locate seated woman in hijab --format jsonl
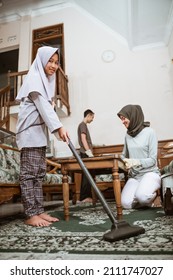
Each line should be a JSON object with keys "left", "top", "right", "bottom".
{"left": 117, "top": 104, "right": 161, "bottom": 209}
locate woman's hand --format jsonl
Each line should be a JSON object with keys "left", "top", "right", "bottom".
{"left": 58, "top": 127, "right": 70, "bottom": 142}
{"left": 123, "top": 158, "right": 141, "bottom": 169}
{"left": 85, "top": 149, "right": 94, "bottom": 157}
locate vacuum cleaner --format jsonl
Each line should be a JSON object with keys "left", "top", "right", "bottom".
{"left": 67, "top": 140, "right": 145, "bottom": 242}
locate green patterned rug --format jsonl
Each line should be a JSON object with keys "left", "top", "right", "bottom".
{"left": 0, "top": 202, "right": 172, "bottom": 256}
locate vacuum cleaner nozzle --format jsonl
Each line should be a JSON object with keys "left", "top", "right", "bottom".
{"left": 103, "top": 221, "right": 145, "bottom": 242}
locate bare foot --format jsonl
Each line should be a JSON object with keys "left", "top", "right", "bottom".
{"left": 39, "top": 213, "right": 59, "bottom": 222}
{"left": 25, "top": 215, "right": 51, "bottom": 227}
{"left": 81, "top": 197, "right": 93, "bottom": 203}
{"left": 152, "top": 196, "right": 162, "bottom": 207}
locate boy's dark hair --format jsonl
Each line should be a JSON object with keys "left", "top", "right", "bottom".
{"left": 84, "top": 109, "right": 94, "bottom": 117}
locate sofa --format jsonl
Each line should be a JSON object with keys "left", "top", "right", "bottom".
{"left": 0, "top": 144, "right": 74, "bottom": 205}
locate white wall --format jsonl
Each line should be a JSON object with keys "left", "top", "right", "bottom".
{"left": 1, "top": 4, "right": 173, "bottom": 157}
{"left": 168, "top": 29, "right": 173, "bottom": 103}
{"left": 0, "top": 21, "right": 20, "bottom": 51}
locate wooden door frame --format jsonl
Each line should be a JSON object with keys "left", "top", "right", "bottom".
{"left": 32, "top": 23, "right": 65, "bottom": 71}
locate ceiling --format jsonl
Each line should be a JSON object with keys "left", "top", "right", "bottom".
{"left": 0, "top": 0, "right": 173, "bottom": 50}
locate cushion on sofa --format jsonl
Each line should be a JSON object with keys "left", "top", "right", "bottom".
{"left": 3, "top": 148, "right": 20, "bottom": 172}
{"left": 0, "top": 147, "right": 70, "bottom": 185}
{"left": 0, "top": 148, "right": 7, "bottom": 169}
{"left": 43, "top": 173, "right": 72, "bottom": 184}
{"left": 95, "top": 172, "right": 125, "bottom": 183}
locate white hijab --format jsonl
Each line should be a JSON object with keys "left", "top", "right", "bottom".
{"left": 16, "top": 46, "right": 59, "bottom": 102}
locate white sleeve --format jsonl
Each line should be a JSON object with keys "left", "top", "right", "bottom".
{"left": 30, "top": 92, "right": 63, "bottom": 133}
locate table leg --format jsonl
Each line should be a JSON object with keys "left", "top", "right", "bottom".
{"left": 74, "top": 173, "right": 82, "bottom": 203}
{"left": 112, "top": 159, "right": 123, "bottom": 218}
{"left": 62, "top": 171, "right": 70, "bottom": 221}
